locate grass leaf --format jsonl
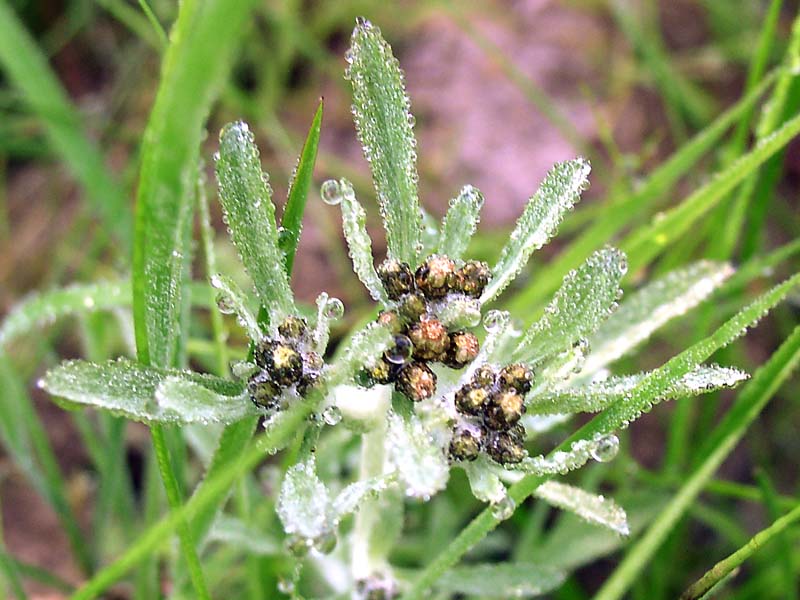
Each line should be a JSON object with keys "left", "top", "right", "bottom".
{"left": 215, "top": 121, "right": 295, "bottom": 323}
{"left": 482, "top": 158, "right": 591, "bottom": 304}
{"left": 438, "top": 185, "right": 485, "bottom": 260}
{"left": 534, "top": 481, "right": 629, "bottom": 536}
{"left": 347, "top": 18, "right": 421, "bottom": 265}
{"left": 435, "top": 562, "right": 565, "bottom": 598}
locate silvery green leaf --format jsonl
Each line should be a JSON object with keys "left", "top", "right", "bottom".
{"left": 438, "top": 184, "right": 484, "bottom": 260}
{"left": 209, "top": 273, "right": 262, "bottom": 340}
{"left": 277, "top": 456, "right": 331, "bottom": 539}
{"left": 582, "top": 260, "right": 734, "bottom": 375}
{"left": 386, "top": 410, "right": 449, "bottom": 498}
{"left": 420, "top": 207, "right": 440, "bottom": 255}
{"left": 313, "top": 292, "right": 333, "bottom": 354}
{"left": 338, "top": 179, "right": 388, "bottom": 304}
{"left": 1, "top": 280, "right": 131, "bottom": 350}
{"left": 215, "top": 121, "right": 295, "bottom": 322}
{"left": 529, "top": 365, "right": 748, "bottom": 415}
{"left": 40, "top": 359, "right": 252, "bottom": 424}
{"left": 435, "top": 562, "right": 566, "bottom": 598}
{"left": 207, "top": 515, "right": 280, "bottom": 555}
{"left": 534, "top": 481, "right": 629, "bottom": 536}
{"left": 482, "top": 158, "right": 591, "bottom": 303}
{"left": 346, "top": 18, "right": 421, "bottom": 265}
{"left": 435, "top": 295, "right": 482, "bottom": 329}
{"left": 331, "top": 475, "right": 392, "bottom": 521}
{"left": 463, "top": 457, "right": 507, "bottom": 503}
{"left": 509, "top": 434, "right": 612, "bottom": 475}
{"left": 514, "top": 247, "right": 627, "bottom": 365}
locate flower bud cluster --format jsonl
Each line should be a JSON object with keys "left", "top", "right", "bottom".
{"left": 448, "top": 363, "right": 533, "bottom": 465}
{"left": 247, "top": 316, "right": 324, "bottom": 410}
{"left": 362, "top": 255, "right": 490, "bottom": 402}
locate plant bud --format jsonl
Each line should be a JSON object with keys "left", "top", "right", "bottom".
{"left": 448, "top": 424, "right": 485, "bottom": 462}
{"left": 366, "top": 357, "right": 401, "bottom": 385}
{"left": 397, "top": 291, "right": 427, "bottom": 322}
{"left": 377, "top": 259, "right": 415, "bottom": 300}
{"left": 415, "top": 255, "right": 456, "bottom": 299}
{"left": 471, "top": 364, "right": 497, "bottom": 387}
{"left": 485, "top": 390, "right": 525, "bottom": 430}
{"left": 444, "top": 331, "right": 480, "bottom": 368}
{"left": 407, "top": 317, "right": 450, "bottom": 361}
{"left": 247, "top": 371, "right": 282, "bottom": 410}
{"left": 377, "top": 310, "right": 404, "bottom": 334}
{"left": 277, "top": 315, "right": 309, "bottom": 341}
{"left": 498, "top": 363, "right": 533, "bottom": 395}
{"left": 263, "top": 343, "right": 304, "bottom": 386}
{"left": 455, "top": 260, "right": 491, "bottom": 298}
{"left": 486, "top": 430, "right": 526, "bottom": 465}
{"left": 395, "top": 361, "right": 437, "bottom": 402}
{"left": 454, "top": 384, "right": 491, "bottom": 416}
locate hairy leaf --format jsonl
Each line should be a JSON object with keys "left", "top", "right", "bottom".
{"left": 386, "top": 410, "right": 449, "bottom": 499}
{"left": 277, "top": 456, "right": 331, "bottom": 539}
{"left": 435, "top": 562, "right": 565, "bottom": 598}
{"left": 438, "top": 185, "right": 484, "bottom": 260}
{"left": 208, "top": 273, "right": 262, "bottom": 341}
{"left": 534, "top": 481, "right": 629, "bottom": 536}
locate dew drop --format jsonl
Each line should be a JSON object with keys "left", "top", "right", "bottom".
{"left": 320, "top": 179, "right": 343, "bottom": 206}
{"left": 277, "top": 578, "right": 295, "bottom": 594}
{"left": 322, "top": 405, "right": 342, "bottom": 426}
{"left": 230, "top": 360, "right": 257, "bottom": 379}
{"left": 323, "top": 297, "right": 345, "bottom": 320}
{"left": 591, "top": 434, "right": 620, "bottom": 463}
{"left": 313, "top": 530, "right": 338, "bottom": 554}
{"left": 491, "top": 494, "right": 516, "bottom": 520}
{"left": 384, "top": 334, "right": 413, "bottom": 365}
{"left": 215, "top": 293, "right": 235, "bottom": 315}
{"left": 285, "top": 533, "right": 310, "bottom": 557}
{"left": 483, "top": 310, "right": 506, "bottom": 333}
{"left": 83, "top": 296, "right": 95, "bottom": 309}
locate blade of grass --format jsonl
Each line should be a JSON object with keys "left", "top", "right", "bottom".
{"left": 131, "top": 0, "right": 259, "bottom": 596}
{"left": 399, "top": 274, "right": 799, "bottom": 599}
{"left": 506, "top": 70, "right": 778, "bottom": 320}
{"left": 594, "top": 324, "right": 800, "bottom": 600}
{"left": 0, "top": 0, "right": 131, "bottom": 249}
{"left": 754, "top": 468, "right": 797, "bottom": 600}
{"left": 279, "top": 99, "right": 323, "bottom": 275}
{"left": 135, "top": 0, "right": 167, "bottom": 49}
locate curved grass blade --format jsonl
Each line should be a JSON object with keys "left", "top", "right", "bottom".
{"left": 514, "top": 247, "right": 626, "bottom": 364}
{"left": 339, "top": 179, "right": 388, "bottom": 303}
{"left": 435, "top": 562, "right": 565, "bottom": 598}
{"left": 534, "top": 481, "right": 629, "bottom": 536}
{"left": 438, "top": 185, "right": 485, "bottom": 261}
{"left": 215, "top": 121, "right": 295, "bottom": 323}
{"left": 582, "top": 261, "right": 734, "bottom": 374}
{"left": 279, "top": 100, "right": 323, "bottom": 274}
{"left": 0, "top": 281, "right": 131, "bottom": 350}
{"left": 347, "top": 18, "right": 422, "bottom": 265}
{"left": 209, "top": 273, "right": 262, "bottom": 341}
{"left": 482, "top": 158, "right": 591, "bottom": 304}
{"left": 594, "top": 324, "right": 800, "bottom": 600}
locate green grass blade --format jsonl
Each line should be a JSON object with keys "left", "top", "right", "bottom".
{"left": 594, "top": 324, "right": 800, "bottom": 600}
{"left": 0, "top": 281, "right": 131, "bottom": 350}
{"left": 505, "top": 71, "right": 778, "bottom": 319}
{"left": 399, "top": 273, "right": 799, "bottom": 600}
{"left": 215, "top": 121, "right": 296, "bottom": 323}
{"left": 533, "top": 481, "right": 629, "bottom": 536}
{"left": 438, "top": 185, "right": 485, "bottom": 261}
{"left": 346, "top": 18, "right": 422, "bottom": 265}
{"left": 621, "top": 110, "right": 800, "bottom": 274}
{"left": 0, "top": 1, "right": 131, "bottom": 249}
{"left": 279, "top": 100, "right": 323, "bottom": 275}
{"left": 482, "top": 158, "right": 591, "bottom": 304}
{"left": 434, "top": 562, "right": 565, "bottom": 598}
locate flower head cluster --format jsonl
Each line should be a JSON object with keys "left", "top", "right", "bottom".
{"left": 450, "top": 363, "right": 533, "bottom": 465}
{"left": 248, "top": 315, "right": 324, "bottom": 410}
{"left": 361, "top": 256, "right": 489, "bottom": 401}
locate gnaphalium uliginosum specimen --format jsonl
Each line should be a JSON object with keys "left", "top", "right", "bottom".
{"left": 34, "top": 16, "right": 766, "bottom": 600}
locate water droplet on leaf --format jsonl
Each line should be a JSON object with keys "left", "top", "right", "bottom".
{"left": 491, "top": 494, "right": 516, "bottom": 520}
{"left": 320, "top": 179, "right": 343, "bottom": 205}
{"left": 591, "top": 434, "right": 619, "bottom": 463}
{"left": 324, "top": 297, "right": 345, "bottom": 319}
{"left": 322, "top": 405, "right": 342, "bottom": 426}
{"left": 215, "top": 293, "right": 235, "bottom": 314}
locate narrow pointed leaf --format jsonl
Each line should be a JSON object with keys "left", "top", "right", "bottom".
{"left": 534, "top": 481, "right": 629, "bottom": 536}
{"left": 41, "top": 359, "right": 253, "bottom": 424}
{"left": 530, "top": 365, "right": 748, "bottom": 415}
{"left": 514, "top": 247, "right": 627, "bottom": 364}
{"left": 339, "top": 179, "right": 388, "bottom": 303}
{"left": 386, "top": 410, "right": 449, "bottom": 499}
{"left": 279, "top": 100, "right": 323, "bottom": 274}
{"left": 215, "top": 121, "right": 295, "bottom": 322}
{"left": 510, "top": 434, "right": 615, "bottom": 476}
{"left": 435, "top": 563, "right": 565, "bottom": 598}
{"left": 332, "top": 475, "right": 392, "bottom": 520}
{"left": 0, "top": 280, "right": 131, "bottom": 350}
{"left": 583, "top": 261, "right": 733, "bottom": 374}
{"left": 208, "top": 273, "right": 262, "bottom": 341}
{"left": 482, "top": 158, "right": 591, "bottom": 303}
{"left": 277, "top": 456, "right": 331, "bottom": 539}
{"left": 346, "top": 18, "right": 421, "bottom": 265}
{"left": 438, "top": 185, "right": 485, "bottom": 260}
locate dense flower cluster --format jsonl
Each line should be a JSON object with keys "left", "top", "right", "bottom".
{"left": 449, "top": 363, "right": 533, "bottom": 465}
{"left": 247, "top": 316, "right": 324, "bottom": 410}
{"left": 362, "top": 255, "right": 490, "bottom": 401}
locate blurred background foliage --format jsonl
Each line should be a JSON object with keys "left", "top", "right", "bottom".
{"left": 0, "top": 0, "right": 798, "bottom": 598}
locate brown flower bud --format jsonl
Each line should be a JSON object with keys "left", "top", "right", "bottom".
{"left": 395, "top": 361, "right": 437, "bottom": 402}
{"left": 486, "top": 429, "right": 526, "bottom": 464}
{"left": 485, "top": 390, "right": 525, "bottom": 430}
{"left": 498, "top": 363, "right": 533, "bottom": 395}
{"left": 407, "top": 317, "right": 450, "bottom": 361}
{"left": 397, "top": 291, "right": 427, "bottom": 322}
{"left": 248, "top": 371, "right": 282, "bottom": 410}
{"left": 454, "top": 384, "right": 491, "bottom": 416}
{"left": 415, "top": 255, "right": 457, "bottom": 299}
{"left": 454, "top": 260, "right": 491, "bottom": 298}
{"left": 366, "top": 357, "right": 401, "bottom": 385}
{"left": 449, "top": 424, "right": 485, "bottom": 462}
{"left": 259, "top": 342, "right": 304, "bottom": 386}
{"left": 277, "top": 315, "right": 309, "bottom": 341}
{"left": 377, "top": 310, "right": 404, "bottom": 334}
{"left": 377, "top": 259, "right": 415, "bottom": 300}
{"left": 471, "top": 364, "right": 497, "bottom": 387}
{"left": 444, "top": 331, "right": 480, "bottom": 368}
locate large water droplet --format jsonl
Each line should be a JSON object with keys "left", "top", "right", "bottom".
{"left": 385, "top": 334, "right": 413, "bottom": 365}
{"left": 324, "top": 297, "right": 345, "bottom": 319}
{"left": 313, "top": 530, "right": 338, "bottom": 554}
{"left": 591, "top": 434, "right": 620, "bottom": 463}
{"left": 215, "top": 292, "right": 235, "bottom": 315}
{"left": 320, "top": 179, "right": 343, "bottom": 206}
{"left": 322, "top": 405, "right": 342, "bottom": 426}
{"left": 491, "top": 494, "right": 516, "bottom": 520}
{"left": 483, "top": 310, "right": 505, "bottom": 333}
{"left": 285, "top": 533, "right": 310, "bottom": 557}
